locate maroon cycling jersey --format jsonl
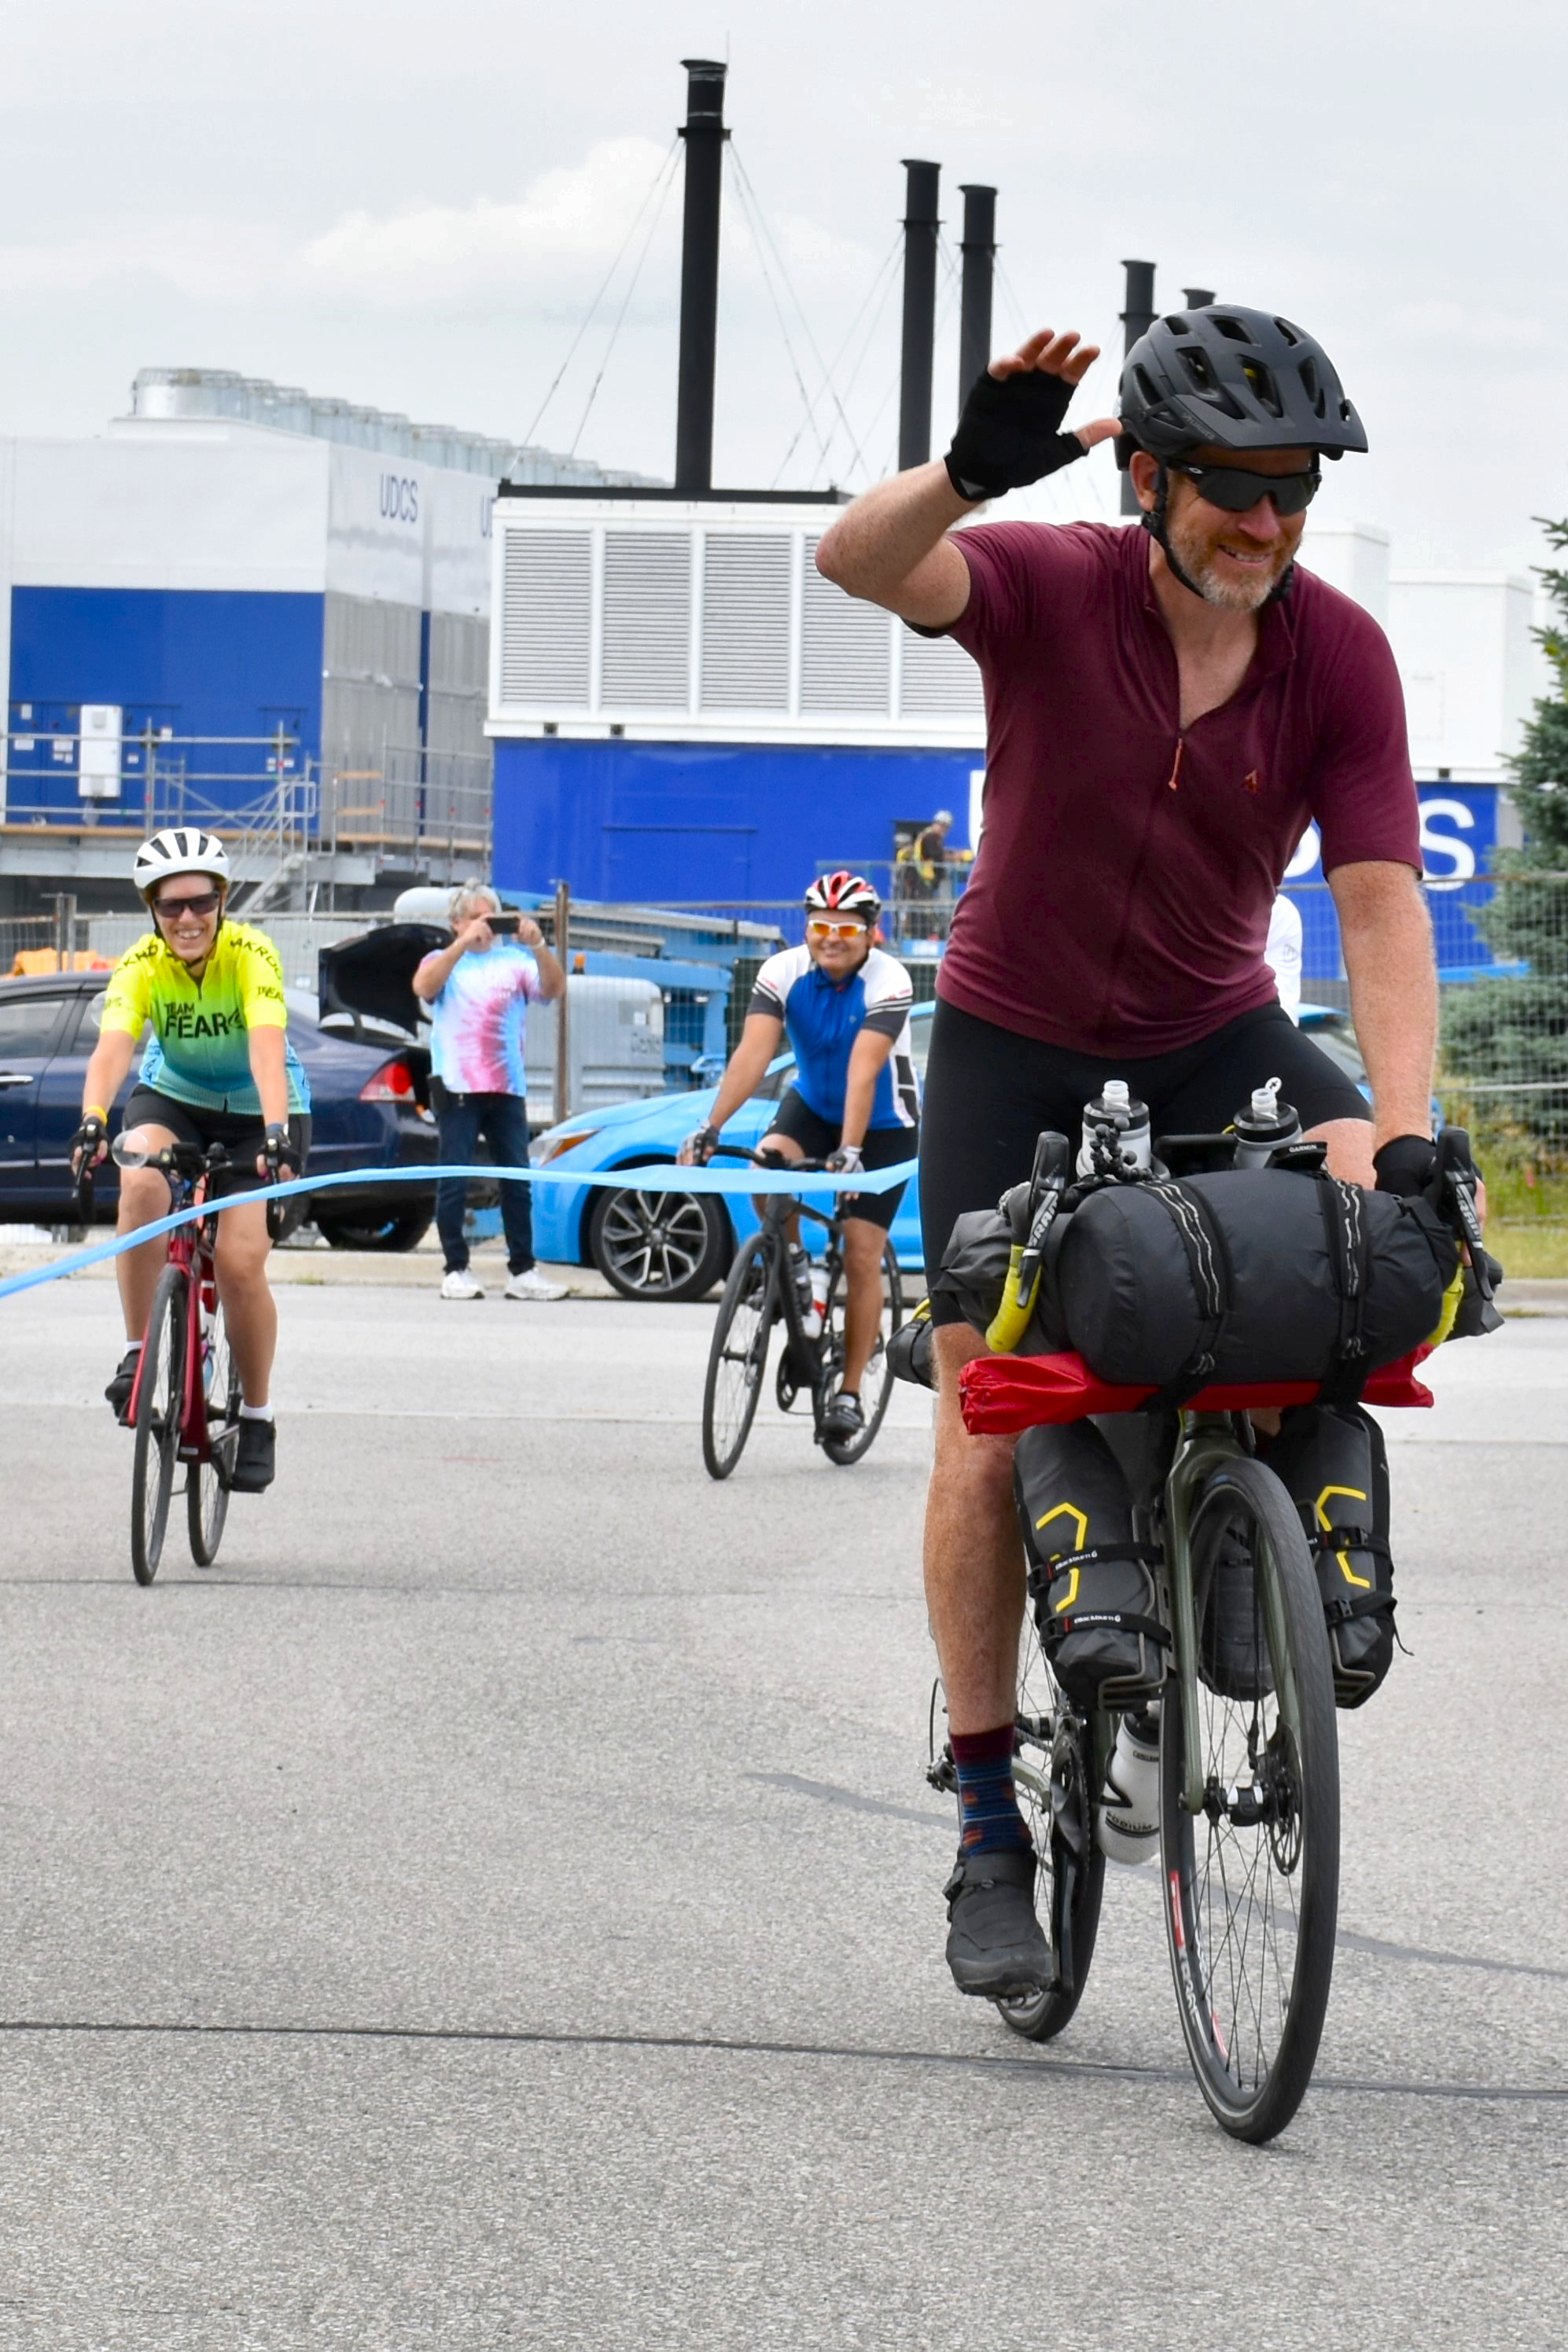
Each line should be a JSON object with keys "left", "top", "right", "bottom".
{"left": 935, "top": 520, "right": 1420, "bottom": 1055}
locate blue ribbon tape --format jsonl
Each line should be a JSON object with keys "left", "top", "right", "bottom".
{"left": 0, "top": 1157, "right": 919, "bottom": 1303}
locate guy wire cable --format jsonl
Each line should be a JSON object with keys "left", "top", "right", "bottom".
{"left": 568, "top": 144, "right": 682, "bottom": 456}
{"left": 521, "top": 137, "right": 680, "bottom": 452}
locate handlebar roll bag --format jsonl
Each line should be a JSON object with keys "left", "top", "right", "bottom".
{"left": 935, "top": 1172, "right": 1457, "bottom": 1404}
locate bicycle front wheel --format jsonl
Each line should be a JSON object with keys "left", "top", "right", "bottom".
{"left": 1161, "top": 1452, "right": 1340, "bottom": 2142}
{"left": 994, "top": 1616, "right": 1106, "bottom": 2043}
{"left": 131, "top": 1264, "right": 188, "bottom": 1586}
{"left": 701, "top": 1235, "right": 775, "bottom": 1480}
{"left": 819, "top": 1237, "right": 905, "bottom": 1467}
{"left": 187, "top": 1298, "right": 240, "bottom": 1567}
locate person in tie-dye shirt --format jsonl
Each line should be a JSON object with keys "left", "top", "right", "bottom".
{"left": 414, "top": 885, "right": 569, "bottom": 1301}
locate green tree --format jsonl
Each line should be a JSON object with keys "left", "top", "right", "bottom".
{"left": 1441, "top": 518, "right": 1568, "bottom": 1148}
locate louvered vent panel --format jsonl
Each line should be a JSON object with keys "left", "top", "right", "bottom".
{"left": 500, "top": 531, "right": 591, "bottom": 705}
{"left": 700, "top": 533, "right": 791, "bottom": 709}
{"left": 900, "top": 624, "right": 985, "bottom": 717}
{"left": 601, "top": 531, "right": 691, "bottom": 708}
{"left": 801, "top": 541, "right": 891, "bottom": 711}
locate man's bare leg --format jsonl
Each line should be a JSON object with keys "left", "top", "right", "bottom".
{"left": 923, "top": 1323, "right": 1024, "bottom": 1733}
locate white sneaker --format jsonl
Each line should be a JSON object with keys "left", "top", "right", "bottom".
{"left": 504, "top": 1267, "right": 567, "bottom": 1301}
{"left": 440, "top": 1268, "right": 484, "bottom": 1301}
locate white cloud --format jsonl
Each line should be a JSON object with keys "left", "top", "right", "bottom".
{"left": 297, "top": 138, "right": 678, "bottom": 301}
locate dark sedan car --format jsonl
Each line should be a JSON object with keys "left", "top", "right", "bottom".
{"left": 0, "top": 970, "right": 438, "bottom": 1248}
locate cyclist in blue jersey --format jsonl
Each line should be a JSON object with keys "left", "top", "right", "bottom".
{"left": 680, "top": 873, "right": 919, "bottom": 1440}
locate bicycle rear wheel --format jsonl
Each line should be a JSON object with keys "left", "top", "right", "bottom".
{"left": 131, "top": 1264, "right": 188, "bottom": 1586}
{"left": 187, "top": 1298, "right": 241, "bottom": 1566}
{"left": 701, "top": 1235, "right": 775, "bottom": 1480}
{"left": 819, "top": 1238, "right": 905, "bottom": 1467}
{"left": 994, "top": 1617, "right": 1106, "bottom": 2042}
{"left": 1161, "top": 1452, "right": 1339, "bottom": 2142}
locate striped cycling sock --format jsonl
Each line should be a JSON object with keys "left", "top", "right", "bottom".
{"left": 951, "top": 1722, "right": 1031, "bottom": 1853}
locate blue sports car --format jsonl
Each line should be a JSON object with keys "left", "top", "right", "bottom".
{"left": 528, "top": 1002, "right": 1379, "bottom": 1301}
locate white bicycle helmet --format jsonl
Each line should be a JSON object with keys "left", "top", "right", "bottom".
{"left": 132, "top": 827, "right": 231, "bottom": 900}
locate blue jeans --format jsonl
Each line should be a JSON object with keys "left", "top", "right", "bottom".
{"left": 434, "top": 1091, "right": 535, "bottom": 1275}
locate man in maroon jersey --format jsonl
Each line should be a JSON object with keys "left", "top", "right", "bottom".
{"left": 818, "top": 304, "right": 1448, "bottom": 1998}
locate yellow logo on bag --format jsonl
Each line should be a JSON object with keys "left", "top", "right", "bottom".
{"left": 1316, "top": 1484, "right": 1370, "bottom": 1588}
{"left": 1036, "top": 1502, "right": 1090, "bottom": 1611}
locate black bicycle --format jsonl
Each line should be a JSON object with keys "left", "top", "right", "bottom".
{"left": 928, "top": 1116, "right": 1487, "bottom": 2142}
{"left": 701, "top": 1147, "right": 904, "bottom": 1480}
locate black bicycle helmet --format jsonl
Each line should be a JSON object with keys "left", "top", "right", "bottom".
{"left": 1118, "top": 305, "right": 1367, "bottom": 464}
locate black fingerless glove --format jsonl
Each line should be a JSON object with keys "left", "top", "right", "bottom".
{"left": 70, "top": 1113, "right": 109, "bottom": 1165}
{"left": 1372, "top": 1134, "right": 1438, "bottom": 1197}
{"left": 944, "top": 369, "right": 1089, "bottom": 502}
{"left": 263, "top": 1123, "right": 300, "bottom": 1181}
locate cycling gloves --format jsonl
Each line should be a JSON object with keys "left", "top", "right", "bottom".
{"left": 944, "top": 368, "right": 1089, "bottom": 502}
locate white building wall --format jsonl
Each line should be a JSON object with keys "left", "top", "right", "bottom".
{"left": 1387, "top": 572, "right": 1536, "bottom": 780}
{"left": 20, "top": 423, "right": 329, "bottom": 591}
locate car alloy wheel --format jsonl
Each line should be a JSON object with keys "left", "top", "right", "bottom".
{"left": 588, "top": 1177, "right": 731, "bottom": 1303}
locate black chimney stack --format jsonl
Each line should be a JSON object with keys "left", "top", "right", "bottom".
{"left": 675, "top": 58, "right": 729, "bottom": 494}
{"left": 1183, "top": 286, "right": 1215, "bottom": 310}
{"left": 898, "top": 160, "right": 941, "bottom": 471}
{"left": 957, "top": 184, "right": 997, "bottom": 407}
{"left": 1118, "top": 257, "right": 1156, "bottom": 516}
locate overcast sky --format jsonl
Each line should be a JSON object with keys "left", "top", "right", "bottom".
{"left": 2, "top": 0, "right": 1562, "bottom": 576}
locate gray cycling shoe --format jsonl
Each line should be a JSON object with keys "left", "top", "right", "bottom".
{"left": 822, "top": 1388, "right": 865, "bottom": 1441}
{"left": 943, "top": 1842, "right": 1054, "bottom": 1998}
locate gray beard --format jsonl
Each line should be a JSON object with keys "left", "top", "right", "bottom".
{"left": 1165, "top": 511, "right": 1289, "bottom": 612}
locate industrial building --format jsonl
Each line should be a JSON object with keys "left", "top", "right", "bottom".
{"left": 484, "top": 60, "right": 1539, "bottom": 979}
{"left": 0, "top": 372, "right": 655, "bottom": 916}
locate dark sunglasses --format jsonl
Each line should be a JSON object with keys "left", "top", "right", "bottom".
{"left": 154, "top": 889, "right": 223, "bottom": 922}
{"left": 1172, "top": 461, "right": 1321, "bottom": 517}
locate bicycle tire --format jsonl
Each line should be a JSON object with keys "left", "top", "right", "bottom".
{"left": 701, "top": 1235, "right": 775, "bottom": 1480}
{"left": 131, "top": 1264, "right": 188, "bottom": 1587}
{"left": 994, "top": 1621, "right": 1106, "bottom": 2043}
{"left": 187, "top": 1298, "right": 240, "bottom": 1567}
{"left": 819, "top": 1239, "right": 905, "bottom": 1467}
{"left": 1160, "top": 1452, "right": 1340, "bottom": 2143}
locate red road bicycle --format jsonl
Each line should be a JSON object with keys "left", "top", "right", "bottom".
{"left": 112, "top": 1138, "right": 244, "bottom": 1584}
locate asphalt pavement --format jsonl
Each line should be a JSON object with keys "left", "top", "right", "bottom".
{"left": 1, "top": 1265, "right": 1565, "bottom": 2349}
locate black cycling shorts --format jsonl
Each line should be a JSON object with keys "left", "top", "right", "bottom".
{"left": 920, "top": 999, "right": 1369, "bottom": 1320}
{"left": 763, "top": 1088, "right": 918, "bottom": 1234}
{"left": 123, "top": 1088, "right": 311, "bottom": 1202}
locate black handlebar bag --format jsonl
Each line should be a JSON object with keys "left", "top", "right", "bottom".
{"left": 1055, "top": 1170, "right": 1457, "bottom": 1409}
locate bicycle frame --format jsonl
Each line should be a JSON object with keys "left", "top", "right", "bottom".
{"left": 1161, "top": 1413, "right": 1304, "bottom": 1817}
{"left": 123, "top": 1156, "right": 230, "bottom": 1473}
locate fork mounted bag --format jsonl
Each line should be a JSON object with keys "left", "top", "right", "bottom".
{"left": 1263, "top": 1403, "right": 1396, "bottom": 1708}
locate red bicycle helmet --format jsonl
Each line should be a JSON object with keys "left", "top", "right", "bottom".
{"left": 804, "top": 870, "right": 882, "bottom": 922}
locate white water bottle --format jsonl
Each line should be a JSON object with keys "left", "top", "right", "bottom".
{"left": 1231, "top": 1076, "right": 1303, "bottom": 1169}
{"left": 806, "top": 1263, "right": 830, "bottom": 1338}
{"left": 1096, "top": 1707, "right": 1161, "bottom": 1865}
{"left": 1077, "top": 1078, "right": 1153, "bottom": 1177}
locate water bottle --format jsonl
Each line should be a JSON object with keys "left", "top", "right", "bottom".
{"left": 1095, "top": 1707, "right": 1161, "bottom": 1865}
{"left": 790, "top": 1243, "right": 822, "bottom": 1338}
{"left": 1231, "top": 1077, "right": 1302, "bottom": 1169}
{"left": 1077, "top": 1078, "right": 1153, "bottom": 1177}
{"left": 806, "top": 1262, "right": 830, "bottom": 1339}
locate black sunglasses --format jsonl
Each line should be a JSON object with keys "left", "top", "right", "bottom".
{"left": 154, "top": 889, "right": 223, "bottom": 921}
{"left": 1172, "top": 461, "right": 1321, "bottom": 517}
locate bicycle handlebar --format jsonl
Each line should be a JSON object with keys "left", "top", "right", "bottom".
{"left": 111, "top": 1136, "right": 230, "bottom": 1176}
{"left": 708, "top": 1143, "right": 832, "bottom": 1173}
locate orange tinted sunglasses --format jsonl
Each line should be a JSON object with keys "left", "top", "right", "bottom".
{"left": 806, "top": 918, "right": 867, "bottom": 940}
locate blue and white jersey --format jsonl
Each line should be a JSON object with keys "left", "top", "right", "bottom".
{"left": 749, "top": 944, "right": 919, "bottom": 1130}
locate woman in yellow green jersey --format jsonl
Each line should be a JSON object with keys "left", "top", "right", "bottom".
{"left": 72, "top": 828, "right": 311, "bottom": 1493}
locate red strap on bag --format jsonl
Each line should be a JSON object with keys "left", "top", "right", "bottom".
{"left": 959, "top": 1347, "right": 1436, "bottom": 1437}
